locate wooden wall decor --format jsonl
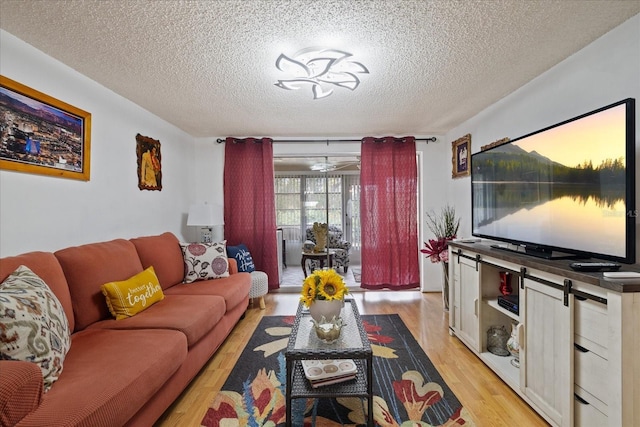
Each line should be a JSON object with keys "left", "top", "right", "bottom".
{"left": 481, "top": 137, "right": 510, "bottom": 151}
{"left": 136, "top": 133, "right": 162, "bottom": 191}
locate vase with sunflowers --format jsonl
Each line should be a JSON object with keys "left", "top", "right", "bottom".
{"left": 421, "top": 205, "right": 460, "bottom": 311}
{"left": 301, "top": 268, "right": 349, "bottom": 326}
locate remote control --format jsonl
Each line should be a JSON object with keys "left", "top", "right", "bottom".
{"left": 603, "top": 272, "right": 640, "bottom": 279}
{"left": 569, "top": 262, "right": 622, "bottom": 272}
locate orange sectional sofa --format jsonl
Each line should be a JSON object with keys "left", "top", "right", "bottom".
{"left": 0, "top": 232, "right": 252, "bottom": 427}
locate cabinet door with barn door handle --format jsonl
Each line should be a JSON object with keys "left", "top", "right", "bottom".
{"left": 520, "top": 275, "right": 572, "bottom": 427}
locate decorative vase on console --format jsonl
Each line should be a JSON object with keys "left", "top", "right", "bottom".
{"left": 487, "top": 325, "right": 510, "bottom": 356}
{"left": 421, "top": 205, "right": 460, "bottom": 311}
{"left": 499, "top": 271, "right": 512, "bottom": 295}
{"left": 506, "top": 322, "right": 520, "bottom": 368}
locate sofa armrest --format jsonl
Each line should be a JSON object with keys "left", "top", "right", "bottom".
{"left": 228, "top": 258, "right": 238, "bottom": 275}
{"left": 0, "top": 361, "right": 44, "bottom": 427}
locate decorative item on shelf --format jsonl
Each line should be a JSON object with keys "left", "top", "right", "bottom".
{"left": 421, "top": 205, "right": 461, "bottom": 311}
{"left": 312, "top": 222, "right": 328, "bottom": 252}
{"left": 506, "top": 322, "right": 520, "bottom": 368}
{"left": 300, "top": 268, "right": 349, "bottom": 340}
{"left": 486, "top": 325, "right": 510, "bottom": 356}
{"left": 311, "top": 315, "right": 344, "bottom": 343}
{"left": 499, "top": 271, "right": 513, "bottom": 296}
{"left": 303, "top": 240, "right": 316, "bottom": 254}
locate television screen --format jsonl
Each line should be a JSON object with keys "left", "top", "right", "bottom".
{"left": 471, "top": 98, "right": 636, "bottom": 263}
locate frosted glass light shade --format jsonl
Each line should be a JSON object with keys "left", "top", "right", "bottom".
{"left": 187, "top": 202, "right": 223, "bottom": 226}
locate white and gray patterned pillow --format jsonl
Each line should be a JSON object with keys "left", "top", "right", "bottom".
{"left": 0, "top": 265, "right": 72, "bottom": 392}
{"left": 180, "top": 241, "right": 230, "bottom": 283}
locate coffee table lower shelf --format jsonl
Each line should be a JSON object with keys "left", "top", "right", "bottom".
{"left": 290, "top": 359, "right": 369, "bottom": 398}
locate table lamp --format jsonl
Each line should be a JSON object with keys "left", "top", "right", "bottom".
{"left": 187, "top": 202, "right": 223, "bottom": 243}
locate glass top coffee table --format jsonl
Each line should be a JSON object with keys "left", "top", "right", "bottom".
{"left": 285, "top": 298, "right": 373, "bottom": 426}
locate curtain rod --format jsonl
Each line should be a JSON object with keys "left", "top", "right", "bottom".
{"left": 216, "top": 137, "right": 437, "bottom": 144}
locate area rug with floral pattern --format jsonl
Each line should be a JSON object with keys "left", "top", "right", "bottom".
{"left": 201, "top": 314, "right": 474, "bottom": 426}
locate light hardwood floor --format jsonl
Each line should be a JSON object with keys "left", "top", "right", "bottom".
{"left": 154, "top": 291, "right": 549, "bottom": 426}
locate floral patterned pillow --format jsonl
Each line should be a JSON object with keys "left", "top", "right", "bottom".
{"left": 0, "top": 265, "right": 72, "bottom": 392}
{"left": 180, "top": 241, "right": 230, "bottom": 283}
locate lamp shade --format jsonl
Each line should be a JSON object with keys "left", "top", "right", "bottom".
{"left": 187, "top": 202, "right": 223, "bottom": 226}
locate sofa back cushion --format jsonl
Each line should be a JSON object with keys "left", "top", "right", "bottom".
{"left": 54, "top": 239, "right": 143, "bottom": 332}
{"left": 130, "top": 232, "right": 185, "bottom": 290}
{"left": 0, "top": 251, "right": 75, "bottom": 332}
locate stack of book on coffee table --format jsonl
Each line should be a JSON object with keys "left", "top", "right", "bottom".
{"left": 301, "top": 359, "right": 357, "bottom": 388}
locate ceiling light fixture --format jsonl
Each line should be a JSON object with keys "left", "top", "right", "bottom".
{"left": 274, "top": 47, "right": 369, "bottom": 100}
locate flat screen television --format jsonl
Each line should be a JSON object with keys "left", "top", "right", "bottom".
{"left": 471, "top": 98, "right": 636, "bottom": 263}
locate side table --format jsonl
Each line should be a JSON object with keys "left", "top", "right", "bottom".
{"left": 300, "top": 250, "right": 335, "bottom": 276}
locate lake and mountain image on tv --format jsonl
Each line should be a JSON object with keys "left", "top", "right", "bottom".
{"left": 472, "top": 101, "right": 632, "bottom": 261}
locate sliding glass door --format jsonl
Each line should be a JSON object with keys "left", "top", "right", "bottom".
{"left": 274, "top": 155, "right": 361, "bottom": 279}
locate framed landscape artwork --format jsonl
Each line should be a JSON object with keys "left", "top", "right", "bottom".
{"left": 0, "top": 75, "right": 91, "bottom": 181}
{"left": 452, "top": 134, "right": 471, "bottom": 178}
{"left": 136, "top": 133, "right": 162, "bottom": 191}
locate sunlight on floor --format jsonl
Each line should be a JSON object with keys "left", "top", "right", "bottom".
{"left": 276, "top": 264, "right": 361, "bottom": 292}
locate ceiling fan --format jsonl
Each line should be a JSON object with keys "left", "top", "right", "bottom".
{"left": 310, "top": 157, "right": 360, "bottom": 172}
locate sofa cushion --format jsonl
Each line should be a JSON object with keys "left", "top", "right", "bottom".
{"left": 54, "top": 239, "right": 144, "bottom": 332}
{"left": 163, "top": 273, "right": 252, "bottom": 313}
{"left": 180, "top": 241, "right": 229, "bottom": 283}
{"left": 16, "top": 328, "right": 187, "bottom": 427}
{"left": 226, "top": 243, "right": 256, "bottom": 272}
{"left": 0, "top": 265, "right": 72, "bottom": 392}
{"left": 0, "top": 251, "right": 74, "bottom": 331}
{"left": 101, "top": 266, "right": 165, "bottom": 320}
{"left": 130, "top": 232, "right": 185, "bottom": 290}
{"left": 86, "top": 295, "right": 225, "bottom": 347}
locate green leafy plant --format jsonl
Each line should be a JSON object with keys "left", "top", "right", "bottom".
{"left": 425, "top": 205, "right": 460, "bottom": 239}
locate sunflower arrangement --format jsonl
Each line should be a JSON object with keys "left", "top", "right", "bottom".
{"left": 300, "top": 269, "right": 348, "bottom": 308}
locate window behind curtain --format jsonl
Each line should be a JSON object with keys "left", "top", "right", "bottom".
{"left": 275, "top": 176, "right": 301, "bottom": 241}
{"left": 275, "top": 174, "right": 348, "bottom": 241}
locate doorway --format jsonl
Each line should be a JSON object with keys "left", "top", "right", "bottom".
{"left": 274, "top": 155, "right": 361, "bottom": 290}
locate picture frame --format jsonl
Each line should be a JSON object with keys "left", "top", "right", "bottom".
{"left": 136, "top": 133, "right": 162, "bottom": 191}
{"left": 481, "top": 137, "right": 510, "bottom": 151}
{"left": 452, "top": 134, "right": 471, "bottom": 178}
{"left": 0, "top": 75, "right": 91, "bottom": 181}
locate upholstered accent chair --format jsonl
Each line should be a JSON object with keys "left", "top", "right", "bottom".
{"left": 305, "top": 225, "right": 352, "bottom": 272}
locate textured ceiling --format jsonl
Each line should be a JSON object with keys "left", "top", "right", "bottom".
{"left": 0, "top": 1, "right": 638, "bottom": 138}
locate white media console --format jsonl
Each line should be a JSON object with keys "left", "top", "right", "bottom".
{"left": 448, "top": 241, "right": 640, "bottom": 427}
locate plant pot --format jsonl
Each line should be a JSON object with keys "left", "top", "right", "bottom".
{"left": 308, "top": 299, "right": 343, "bottom": 323}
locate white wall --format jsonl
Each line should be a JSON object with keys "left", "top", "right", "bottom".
{"left": 419, "top": 137, "right": 453, "bottom": 291}
{"left": 444, "top": 14, "right": 640, "bottom": 262}
{"left": 0, "top": 31, "right": 196, "bottom": 256}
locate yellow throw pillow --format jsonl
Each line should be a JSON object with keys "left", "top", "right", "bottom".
{"left": 101, "top": 266, "right": 164, "bottom": 320}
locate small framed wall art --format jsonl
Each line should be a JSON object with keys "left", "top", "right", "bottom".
{"left": 481, "top": 137, "right": 510, "bottom": 152}
{"left": 0, "top": 75, "right": 92, "bottom": 180}
{"left": 452, "top": 134, "right": 471, "bottom": 178}
{"left": 136, "top": 133, "right": 162, "bottom": 191}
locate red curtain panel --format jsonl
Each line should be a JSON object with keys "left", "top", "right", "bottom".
{"left": 360, "top": 136, "right": 420, "bottom": 290}
{"left": 223, "top": 137, "right": 279, "bottom": 289}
